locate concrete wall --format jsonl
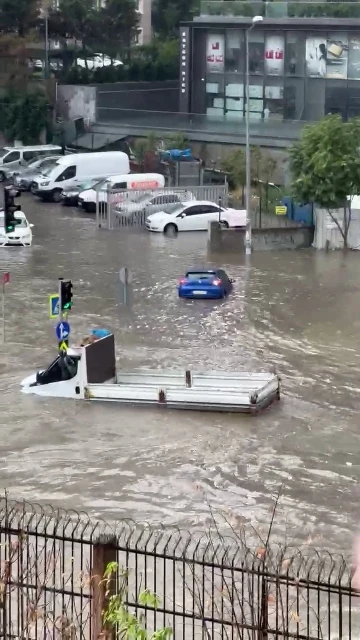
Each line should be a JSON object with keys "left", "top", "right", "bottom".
{"left": 208, "top": 222, "right": 314, "bottom": 252}
{"left": 57, "top": 85, "right": 97, "bottom": 124}
{"left": 96, "top": 80, "right": 179, "bottom": 120}
{"left": 313, "top": 207, "right": 360, "bottom": 250}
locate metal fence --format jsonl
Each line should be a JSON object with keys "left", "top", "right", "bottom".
{"left": 95, "top": 185, "right": 229, "bottom": 230}
{"left": 0, "top": 496, "right": 359, "bottom": 640}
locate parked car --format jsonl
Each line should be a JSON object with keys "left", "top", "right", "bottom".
{"left": 115, "top": 190, "right": 194, "bottom": 217}
{"left": 12, "top": 156, "right": 61, "bottom": 191}
{"left": 0, "top": 144, "right": 62, "bottom": 182}
{"left": 60, "top": 178, "right": 106, "bottom": 206}
{"left": 145, "top": 201, "right": 247, "bottom": 233}
{"left": 178, "top": 268, "right": 233, "bottom": 300}
{"left": 0, "top": 210, "right": 34, "bottom": 246}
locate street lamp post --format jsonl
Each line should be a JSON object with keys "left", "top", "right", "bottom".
{"left": 245, "top": 15, "right": 263, "bottom": 255}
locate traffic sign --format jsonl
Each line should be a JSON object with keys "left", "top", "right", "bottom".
{"left": 275, "top": 205, "right": 287, "bottom": 216}
{"left": 2, "top": 272, "right": 9, "bottom": 285}
{"left": 55, "top": 320, "right": 70, "bottom": 341}
{"left": 58, "top": 341, "right": 68, "bottom": 352}
{"left": 119, "top": 267, "right": 133, "bottom": 285}
{"left": 49, "top": 294, "right": 60, "bottom": 319}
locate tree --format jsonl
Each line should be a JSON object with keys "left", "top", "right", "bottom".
{"left": 0, "top": 89, "right": 49, "bottom": 143}
{"left": 0, "top": 0, "right": 40, "bottom": 37}
{"left": 165, "top": 131, "right": 189, "bottom": 149}
{"left": 290, "top": 114, "right": 360, "bottom": 248}
{"left": 133, "top": 132, "right": 160, "bottom": 171}
{"left": 46, "top": 0, "right": 101, "bottom": 70}
{"left": 99, "top": 0, "right": 139, "bottom": 61}
{"left": 152, "top": 0, "right": 199, "bottom": 37}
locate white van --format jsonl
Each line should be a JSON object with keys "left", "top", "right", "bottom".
{"left": 0, "top": 145, "right": 62, "bottom": 182}
{"left": 78, "top": 173, "right": 166, "bottom": 213}
{"left": 32, "top": 151, "right": 130, "bottom": 202}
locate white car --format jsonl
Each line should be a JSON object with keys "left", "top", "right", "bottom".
{"left": 145, "top": 201, "right": 247, "bottom": 233}
{"left": 0, "top": 210, "right": 34, "bottom": 246}
{"left": 77, "top": 54, "right": 123, "bottom": 70}
{"left": 115, "top": 190, "right": 194, "bottom": 217}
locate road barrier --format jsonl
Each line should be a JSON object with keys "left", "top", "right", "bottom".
{"left": 95, "top": 185, "right": 229, "bottom": 230}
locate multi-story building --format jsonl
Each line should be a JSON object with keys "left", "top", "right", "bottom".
{"left": 179, "top": 1, "right": 360, "bottom": 145}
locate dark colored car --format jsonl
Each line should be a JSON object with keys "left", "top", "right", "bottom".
{"left": 178, "top": 268, "right": 233, "bottom": 300}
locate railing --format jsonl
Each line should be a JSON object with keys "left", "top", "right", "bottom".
{"left": 95, "top": 107, "right": 306, "bottom": 140}
{"left": 200, "top": 0, "right": 360, "bottom": 18}
{"left": 0, "top": 496, "right": 359, "bottom": 639}
{"left": 96, "top": 185, "right": 229, "bottom": 229}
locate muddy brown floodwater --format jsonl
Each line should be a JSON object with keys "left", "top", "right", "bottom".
{"left": 0, "top": 194, "right": 359, "bottom": 553}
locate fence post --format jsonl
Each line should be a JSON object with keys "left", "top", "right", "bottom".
{"left": 259, "top": 576, "right": 269, "bottom": 640}
{"left": 91, "top": 535, "right": 117, "bottom": 640}
{"left": 107, "top": 183, "right": 111, "bottom": 231}
{"left": 96, "top": 187, "right": 100, "bottom": 228}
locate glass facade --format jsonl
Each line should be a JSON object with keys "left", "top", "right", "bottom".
{"left": 204, "top": 29, "right": 360, "bottom": 122}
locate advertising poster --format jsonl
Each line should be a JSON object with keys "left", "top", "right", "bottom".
{"left": 206, "top": 34, "right": 225, "bottom": 73}
{"left": 306, "top": 36, "right": 327, "bottom": 77}
{"left": 348, "top": 37, "right": 360, "bottom": 80}
{"left": 306, "top": 35, "right": 348, "bottom": 78}
{"left": 326, "top": 33, "right": 348, "bottom": 79}
{"left": 264, "top": 35, "right": 285, "bottom": 76}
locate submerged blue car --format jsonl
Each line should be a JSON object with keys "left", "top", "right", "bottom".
{"left": 178, "top": 268, "right": 233, "bottom": 300}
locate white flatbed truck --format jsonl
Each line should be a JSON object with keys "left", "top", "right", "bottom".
{"left": 21, "top": 333, "right": 280, "bottom": 414}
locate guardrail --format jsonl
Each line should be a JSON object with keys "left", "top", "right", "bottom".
{"left": 200, "top": 0, "right": 360, "bottom": 18}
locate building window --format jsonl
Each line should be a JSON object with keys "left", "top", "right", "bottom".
{"left": 264, "top": 79, "right": 284, "bottom": 120}
{"left": 246, "top": 77, "right": 263, "bottom": 120}
{"left": 206, "top": 33, "right": 225, "bottom": 73}
{"left": 348, "top": 81, "right": 360, "bottom": 118}
{"left": 348, "top": 36, "right": 360, "bottom": 80}
{"left": 325, "top": 80, "right": 348, "bottom": 118}
{"left": 284, "top": 78, "right": 305, "bottom": 120}
{"left": 225, "top": 30, "right": 244, "bottom": 73}
{"left": 264, "top": 34, "right": 284, "bottom": 76}
{"left": 286, "top": 32, "right": 305, "bottom": 76}
{"left": 304, "top": 78, "right": 325, "bottom": 121}
{"left": 225, "top": 79, "right": 244, "bottom": 120}
{"left": 248, "top": 31, "right": 264, "bottom": 75}
{"left": 206, "top": 75, "right": 225, "bottom": 117}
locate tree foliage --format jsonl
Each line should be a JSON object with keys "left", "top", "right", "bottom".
{"left": 102, "top": 562, "right": 172, "bottom": 640}
{"left": 290, "top": 114, "right": 360, "bottom": 247}
{"left": 152, "top": 0, "right": 199, "bottom": 37}
{"left": 0, "top": 0, "right": 40, "bottom": 37}
{"left": 0, "top": 90, "right": 49, "bottom": 143}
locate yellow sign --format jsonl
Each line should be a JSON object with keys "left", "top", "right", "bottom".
{"left": 59, "top": 341, "right": 68, "bottom": 352}
{"left": 275, "top": 206, "right": 287, "bottom": 216}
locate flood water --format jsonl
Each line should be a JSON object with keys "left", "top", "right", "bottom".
{"left": 1, "top": 194, "right": 360, "bottom": 553}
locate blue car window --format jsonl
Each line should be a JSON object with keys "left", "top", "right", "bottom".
{"left": 186, "top": 272, "right": 215, "bottom": 281}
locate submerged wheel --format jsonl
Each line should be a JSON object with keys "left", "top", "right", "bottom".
{"left": 164, "top": 223, "right": 178, "bottom": 234}
{"left": 52, "top": 189, "right": 63, "bottom": 203}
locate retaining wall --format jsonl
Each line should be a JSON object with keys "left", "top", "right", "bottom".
{"left": 208, "top": 222, "right": 314, "bottom": 252}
